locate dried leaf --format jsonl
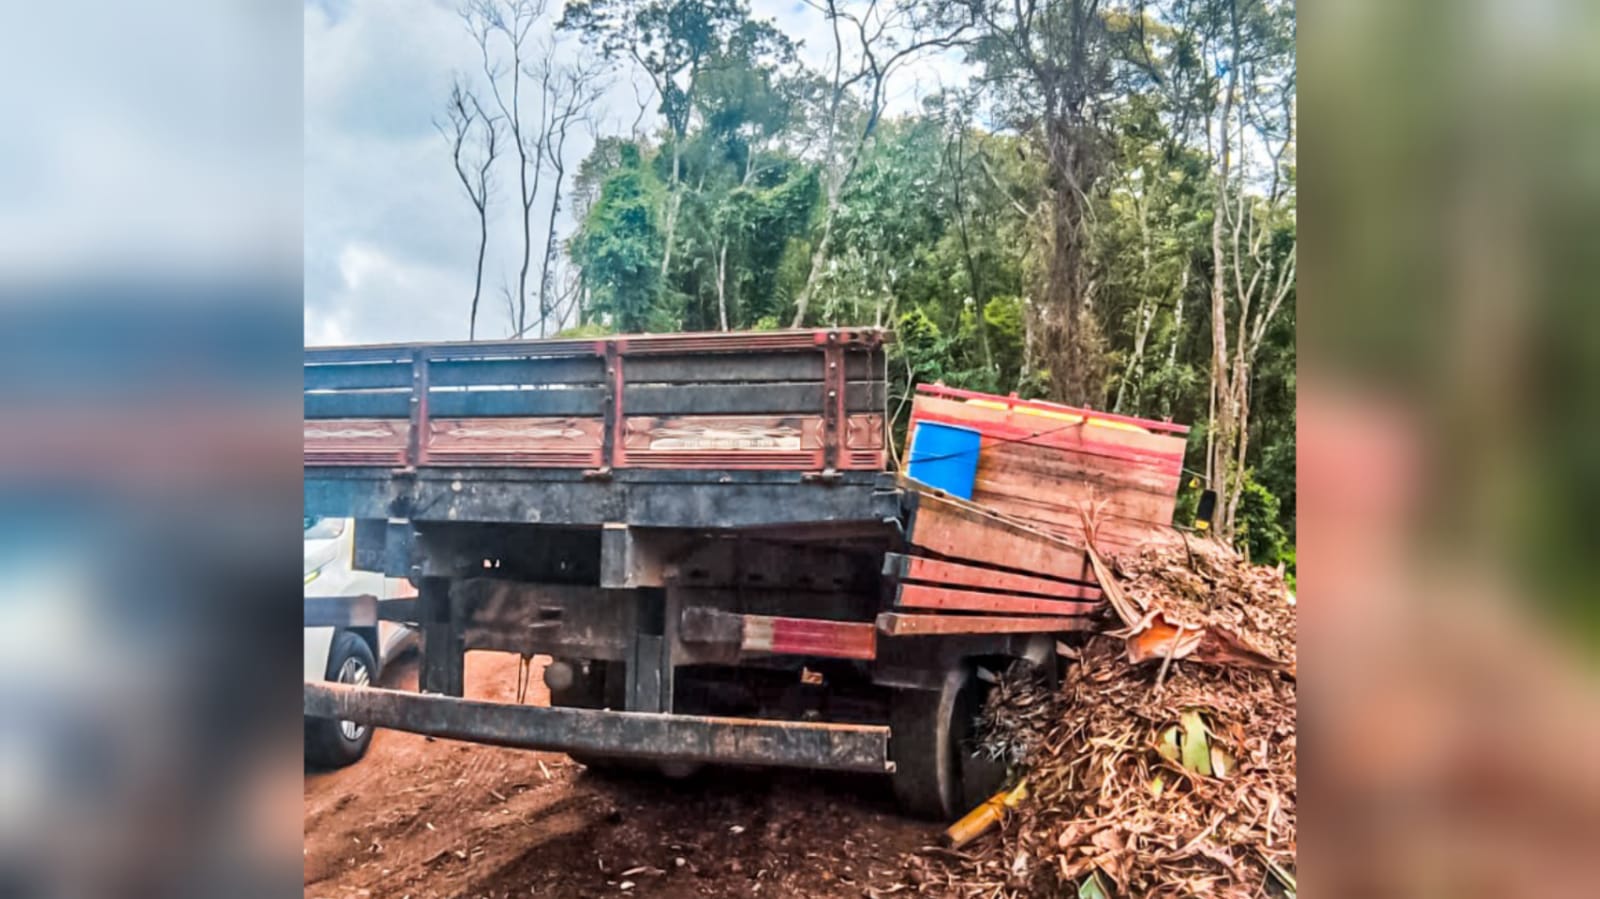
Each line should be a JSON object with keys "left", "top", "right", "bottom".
{"left": 1211, "top": 745, "right": 1235, "bottom": 778}
{"left": 1158, "top": 726, "right": 1181, "bottom": 762}
{"left": 918, "top": 537, "right": 1296, "bottom": 899}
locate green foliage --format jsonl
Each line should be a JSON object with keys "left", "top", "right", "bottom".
{"left": 555, "top": 0, "right": 1295, "bottom": 544}
{"left": 570, "top": 144, "right": 667, "bottom": 331}
{"left": 1234, "top": 474, "right": 1290, "bottom": 567}
{"left": 550, "top": 322, "right": 615, "bottom": 339}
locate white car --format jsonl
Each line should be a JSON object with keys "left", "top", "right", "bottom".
{"left": 304, "top": 517, "right": 418, "bottom": 767}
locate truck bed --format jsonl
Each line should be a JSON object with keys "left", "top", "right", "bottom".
{"left": 305, "top": 328, "right": 892, "bottom": 530}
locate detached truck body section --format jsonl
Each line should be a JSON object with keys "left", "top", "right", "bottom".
{"left": 302, "top": 329, "right": 1186, "bottom": 819}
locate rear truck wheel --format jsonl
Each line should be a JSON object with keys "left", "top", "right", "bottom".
{"left": 305, "top": 631, "right": 377, "bottom": 768}
{"left": 889, "top": 662, "right": 1006, "bottom": 820}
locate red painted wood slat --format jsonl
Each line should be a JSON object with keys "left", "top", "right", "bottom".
{"left": 894, "top": 582, "right": 1103, "bottom": 617}
{"left": 886, "top": 553, "right": 1101, "bottom": 597}
{"left": 875, "top": 612, "right": 1096, "bottom": 636}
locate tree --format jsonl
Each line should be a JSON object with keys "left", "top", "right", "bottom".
{"left": 788, "top": 0, "right": 973, "bottom": 327}
{"left": 561, "top": 0, "right": 749, "bottom": 282}
{"left": 570, "top": 143, "right": 666, "bottom": 332}
{"left": 435, "top": 77, "right": 502, "bottom": 340}
{"left": 1180, "top": 0, "right": 1296, "bottom": 539}
{"left": 531, "top": 53, "right": 607, "bottom": 335}
{"left": 463, "top": 0, "right": 547, "bottom": 338}
{"left": 547, "top": 0, "right": 1296, "bottom": 550}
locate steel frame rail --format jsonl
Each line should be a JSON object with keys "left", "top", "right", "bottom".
{"left": 304, "top": 681, "right": 893, "bottom": 774}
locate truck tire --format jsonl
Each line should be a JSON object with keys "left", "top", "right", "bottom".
{"left": 305, "top": 631, "right": 377, "bottom": 768}
{"left": 889, "top": 663, "right": 1003, "bottom": 820}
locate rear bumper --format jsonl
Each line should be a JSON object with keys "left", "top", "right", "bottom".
{"left": 303, "top": 681, "right": 893, "bottom": 774}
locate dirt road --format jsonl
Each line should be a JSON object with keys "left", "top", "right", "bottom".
{"left": 305, "top": 652, "right": 941, "bottom": 898}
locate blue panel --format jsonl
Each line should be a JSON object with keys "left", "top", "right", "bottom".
{"left": 428, "top": 387, "right": 605, "bottom": 417}
{"left": 304, "top": 391, "right": 411, "bottom": 419}
{"left": 905, "top": 422, "right": 982, "bottom": 500}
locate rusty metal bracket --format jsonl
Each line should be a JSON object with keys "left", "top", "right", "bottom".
{"left": 304, "top": 681, "right": 893, "bottom": 774}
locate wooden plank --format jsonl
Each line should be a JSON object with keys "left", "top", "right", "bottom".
{"left": 425, "top": 416, "right": 605, "bottom": 467}
{"left": 912, "top": 395, "right": 1186, "bottom": 465}
{"left": 968, "top": 502, "right": 1174, "bottom": 548}
{"left": 304, "top": 362, "right": 412, "bottom": 390}
{"left": 971, "top": 479, "right": 1177, "bottom": 530}
{"left": 305, "top": 391, "right": 410, "bottom": 419}
{"left": 884, "top": 553, "right": 1101, "bottom": 597}
{"left": 679, "top": 607, "right": 876, "bottom": 660}
{"left": 623, "top": 382, "right": 883, "bottom": 416}
{"left": 1012, "top": 522, "right": 1153, "bottom": 562}
{"left": 429, "top": 356, "right": 604, "bottom": 387}
{"left": 915, "top": 383, "right": 1189, "bottom": 434}
{"left": 876, "top": 612, "right": 1095, "bottom": 636}
{"left": 625, "top": 352, "right": 875, "bottom": 383}
{"left": 623, "top": 415, "right": 823, "bottom": 451}
{"left": 745, "top": 614, "right": 877, "bottom": 660}
{"left": 976, "top": 438, "right": 1183, "bottom": 492}
{"left": 894, "top": 583, "right": 1103, "bottom": 616}
{"left": 428, "top": 386, "right": 606, "bottom": 417}
{"left": 904, "top": 486, "right": 1092, "bottom": 584}
{"left": 304, "top": 418, "right": 410, "bottom": 465}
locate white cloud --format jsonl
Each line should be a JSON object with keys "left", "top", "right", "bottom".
{"left": 305, "top": 242, "right": 469, "bottom": 346}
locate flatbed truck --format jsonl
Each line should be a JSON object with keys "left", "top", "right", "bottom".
{"left": 302, "top": 328, "right": 1188, "bottom": 819}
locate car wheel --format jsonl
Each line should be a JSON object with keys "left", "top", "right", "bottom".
{"left": 305, "top": 631, "right": 377, "bottom": 768}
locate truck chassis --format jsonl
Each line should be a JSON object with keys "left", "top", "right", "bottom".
{"left": 303, "top": 330, "right": 1142, "bottom": 818}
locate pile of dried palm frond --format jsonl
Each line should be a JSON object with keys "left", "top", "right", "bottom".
{"left": 913, "top": 538, "right": 1297, "bottom": 898}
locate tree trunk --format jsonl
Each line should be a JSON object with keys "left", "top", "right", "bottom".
{"left": 470, "top": 212, "right": 488, "bottom": 341}
{"left": 1207, "top": 0, "right": 1243, "bottom": 539}
{"left": 1160, "top": 267, "right": 1189, "bottom": 419}
{"left": 516, "top": 155, "right": 533, "bottom": 337}
{"left": 949, "top": 129, "right": 992, "bottom": 372}
{"left": 659, "top": 139, "right": 682, "bottom": 279}
{"left": 790, "top": 180, "right": 840, "bottom": 327}
{"left": 1043, "top": 125, "right": 1086, "bottom": 405}
{"left": 1114, "top": 193, "right": 1156, "bottom": 414}
{"left": 537, "top": 165, "right": 567, "bottom": 338}
{"left": 716, "top": 239, "right": 730, "bottom": 331}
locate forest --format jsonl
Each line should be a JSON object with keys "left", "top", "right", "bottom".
{"left": 439, "top": 0, "right": 1296, "bottom": 566}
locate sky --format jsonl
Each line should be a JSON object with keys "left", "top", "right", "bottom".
{"left": 303, "top": 0, "right": 971, "bottom": 347}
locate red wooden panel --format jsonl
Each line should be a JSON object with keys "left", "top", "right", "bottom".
{"left": 619, "top": 415, "right": 826, "bottom": 469}
{"left": 906, "top": 488, "right": 1093, "bottom": 584}
{"left": 875, "top": 612, "right": 1095, "bottom": 636}
{"left": 910, "top": 395, "right": 1186, "bottom": 471}
{"left": 887, "top": 553, "right": 1101, "bottom": 598}
{"left": 976, "top": 438, "right": 1183, "bottom": 494}
{"left": 915, "top": 383, "right": 1188, "bottom": 433}
{"left": 304, "top": 418, "right": 409, "bottom": 466}
{"left": 424, "top": 416, "right": 604, "bottom": 467}
{"left": 742, "top": 614, "right": 877, "bottom": 660}
{"left": 895, "top": 583, "right": 1103, "bottom": 616}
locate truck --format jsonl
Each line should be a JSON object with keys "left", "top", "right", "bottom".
{"left": 302, "top": 328, "right": 1189, "bottom": 819}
